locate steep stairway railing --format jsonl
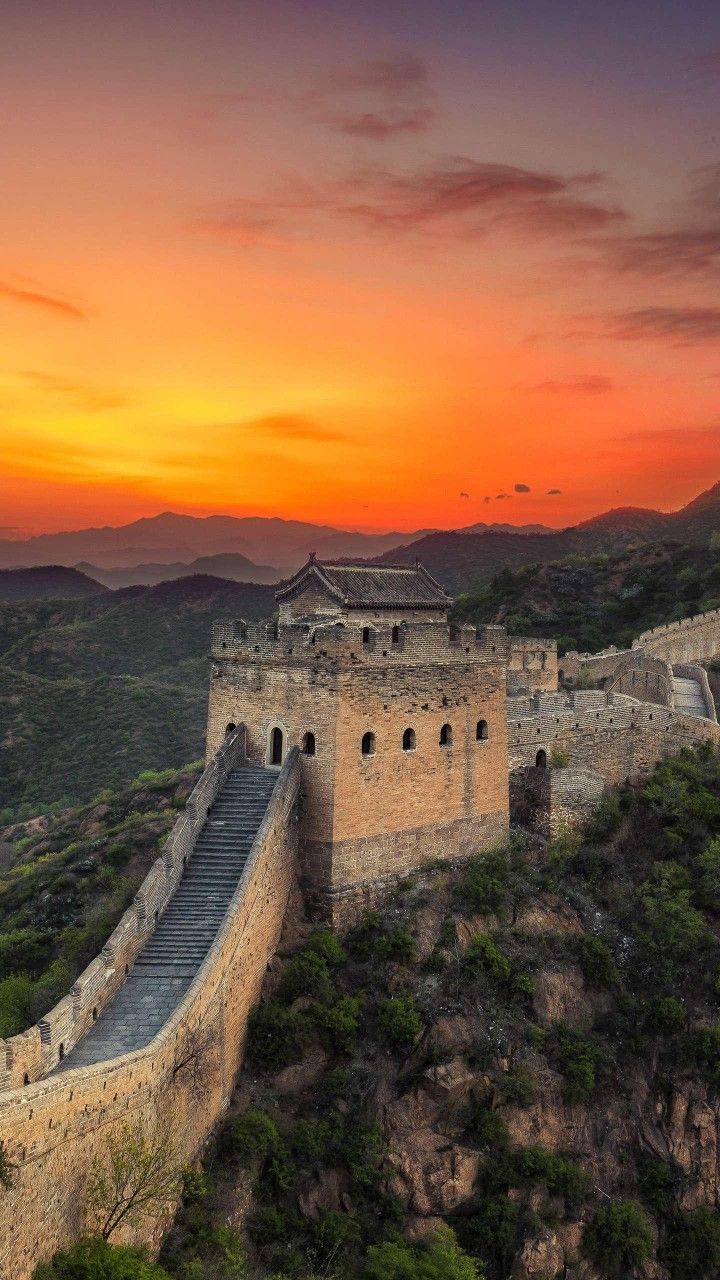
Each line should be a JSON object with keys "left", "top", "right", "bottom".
{"left": 0, "top": 726, "right": 250, "bottom": 1089}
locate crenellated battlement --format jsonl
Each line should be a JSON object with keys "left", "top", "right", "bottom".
{"left": 211, "top": 616, "right": 508, "bottom": 667}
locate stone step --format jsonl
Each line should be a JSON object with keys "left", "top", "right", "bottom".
{"left": 55, "top": 765, "right": 279, "bottom": 1071}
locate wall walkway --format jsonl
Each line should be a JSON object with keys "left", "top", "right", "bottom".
{"left": 0, "top": 735, "right": 300, "bottom": 1279}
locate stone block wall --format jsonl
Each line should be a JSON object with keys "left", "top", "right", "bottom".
{"left": 633, "top": 607, "right": 720, "bottom": 665}
{"left": 0, "top": 751, "right": 300, "bottom": 1280}
{"left": 1, "top": 728, "right": 248, "bottom": 1090}
{"left": 507, "top": 636, "right": 558, "bottom": 695}
{"left": 207, "top": 619, "right": 510, "bottom": 910}
{"left": 508, "top": 691, "right": 720, "bottom": 793}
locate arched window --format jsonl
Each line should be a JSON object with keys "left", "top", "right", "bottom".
{"left": 391, "top": 625, "right": 400, "bottom": 645}
{"left": 476, "top": 719, "right": 489, "bottom": 741}
{"left": 558, "top": 669, "right": 564, "bottom": 685}
{"left": 449, "top": 624, "right": 461, "bottom": 643}
{"left": 439, "top": 723, "right": 453, "bottom": 747}
{"left": 225, "top": 722, "right": 237, "bottom": 736}
{"left": 536, "top": 749, "right": 548, "bottom": 769}
{"left": 361, "top": 731, "right": 376, "bottom": 757}
{"left": 362, "top": 626, "right": 372, "bottom": 645}
{"left": 402, "top": 727, "right": 416, "bottom": 752}
{"left": 270, "top": 726, "right": 284, "bottom": 766}
{"left": 302, "top": 731, "right": 316, "bottom": 757}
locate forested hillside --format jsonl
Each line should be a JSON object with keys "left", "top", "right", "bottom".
{"left": 37, "top": 744, "right": 720, "bottom": 1279}
{"left": 0, "top": 577, "right": 274, "bottom": 820}
{"left": 456, "top": 541, "right": 720, "bottom": 654}
{"left": 0, "top": 764, "right": 200, "bottom": 1039}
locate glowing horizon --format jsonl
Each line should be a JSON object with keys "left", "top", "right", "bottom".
{"left": 3, "top": 0, "right": 720, "bottom": 537}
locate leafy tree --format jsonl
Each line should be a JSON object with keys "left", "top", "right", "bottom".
{"left": 661, "top": 1205, "right": 720, "bottom": 1279}
{"left": 455, "top": 850, "right": 510, "bottom": 912}
{"left": 364, "top": 1226, "right": 483, "bottom": 1279}
{"left": 378, "top": 996, "right": 423, "bottom": 1051}
{"left": 33, "top": 1237, "right": 172, "bottom": 1279}
{"left": 85, "top": 1122, "right": 183, "bottom": 1241}
{"left": 247, "top": 1001, "right": 309, "bottom": 1070}
{"left": 582, "top": 1201, "right": 653, "bottom": 1278}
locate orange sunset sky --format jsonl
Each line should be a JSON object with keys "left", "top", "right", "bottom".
{"left": 2, "top": 0, "right": 720, "bottom": 536}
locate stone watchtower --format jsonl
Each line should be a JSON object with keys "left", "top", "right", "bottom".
{"left": 206, "top": 556, "right": 510, "bottom": 916}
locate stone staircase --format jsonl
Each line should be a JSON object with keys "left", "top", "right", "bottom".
{"left": 56, "top": 766, "right": 278, "bottom": 1070}
{"left": 672, "top": 672, "right": 709, "bottom": 720}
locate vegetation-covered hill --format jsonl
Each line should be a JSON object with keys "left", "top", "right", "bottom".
{"left": 455, "top": 541, "right": 720, "bottom": 654}
{"left": 39, "top": 743, "right": 720, "bottom": 1279}
{"left": 379, "top": 482, "right": 720, "bottom": 592}
{"left": 0, "top": 763, "right": 200, "bottom": 1039}
{"left": 0, "top": 576, "right": 274, "bottom": 820}
{"left": 0, "top": 566, "right": 106, "bottom": 602}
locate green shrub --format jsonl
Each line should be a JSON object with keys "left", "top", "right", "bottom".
{"left": 549, "top": 1024, "right": 606, "bottom": 1104}
{"left": 278, "top": 949, "right": 334, "bottom": 1004}
{"left": 582, "top": 1201, "right": 653, "bottom": 1277}
{"left": 462, "top": 933, "right": 511, "bottom": 983}
{"left": 464, "top": 1101, "right": 510, "bottom": 1151}
{"left": 508, "top": 1145, "right": 589, "bottom": 1206}
{"left": 0, "top": 928, "right": 51, "bottom": 981}
{"left": 313, "top": 1209, "right": 361, "bottom": 1266}
{"left": 247, "top": 1205, "right": 287, "bottom": 1246}
{"left": 347, "top": 913, "right": 415, "bottom": 963}
{"left": 696, "top": 836, "right": 720, "bottom": 909}
{"left": 378, "top": 996, "right": 423, "bottom": 1050}
{"left": 228, "top": 1109, "right": 282, "bottom": 1163}
{"left": 449, "top": 1195, "right": 520, "bottom": 1276}
{"left": 661, "top": 1205, "right": 720, "bottom": 1279}
{"left": 33, "top": 1237, "right": 172, "bottom": 1279}
{"left": 0, "top": 972, "right": 36, "bottom": 1038}
{"left": 498, "top": 1065, "right": 536, "bottom": 1107}
{"left": 647, "top": 995, "right": 686, "bottom": 1035}
{"left": 587, "top": 791, "right": 623, "bottom": 841}
{"left": 549, "top": 748, "right": 569, "bottom": 768}
{"left": 455, "top": 849, "right": 510, "bottom": 912}
{"left": 682, "top": 1024, "right": 720, "bottom": 1084}
{"left": 313, "top": 995, "right": 363, "bottom": 1054}
{"left": 364, "top": 1225, "right": 483, "bottom": 1279}
{"left": 305, "top": 928, "right": 346, "bottom": 966}
{"left": 246, "top": 1002, "right": 308, "bottom": 1070}
{"left": 577, "top": 935, "right": 618, "bottom": 990}
{"left": 637, "top": 1152, "right": 678, "bottom": 1215}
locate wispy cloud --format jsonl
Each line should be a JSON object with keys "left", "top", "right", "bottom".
{"left": 307, "top": 54, "right": 436, "bottom": 140}
{"left": 531, "top": 374, "right": 613, "bottom": 394}
{"left": 195, "top": 158, "right": 626, "bottom": 248}
{"left": 0, "top": 280, "right": 85, "bottom": 319}
{"left": 598, "top": 307, "right": 720, "bottom": 345}
{"left": 22, "top": 371, "right": 128, "bottom": 411}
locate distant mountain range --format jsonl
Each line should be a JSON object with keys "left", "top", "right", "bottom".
{"left": 77, "top": 552, "right": 283, "bottom": 589}
{"left": 1, "top": 482, "right": 718, "bottom": 597}
{"left": 376, "top": 482, "right": 720, "bottom": 590}
{"left": 0, "top": 513, "right": 435, "bottom": 574}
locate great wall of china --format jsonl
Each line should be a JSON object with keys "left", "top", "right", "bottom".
{"left": 1, "top": 560, "right": 719, "bottom": 1278}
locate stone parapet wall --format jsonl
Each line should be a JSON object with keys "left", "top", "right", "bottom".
{"left": 633, "top": 607, "right": 720, "bottom": 664}
{"left": 508, "top": 691, "right": 720, "bottom": 787}
{"left": 0, "top": 727, "right": 248, "bottom": 1091}
{"left": 507, "top": 636, "right": 558, "bottom": 695}
{"left": 0, "top": 749, "right": 300, "bottom": 1280}
{"left": 673, "top": 662, "right": 718, "bottom": 722}
{"left": 212, "top": 617, "right": 508, "bottom": 667}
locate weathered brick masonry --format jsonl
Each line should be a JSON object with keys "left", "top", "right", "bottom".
{"left": 207, "top": 617, "right": 510, "bottom": 916}
{"left": 0, "top": 748, "right": 300, "bottom": 1279}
